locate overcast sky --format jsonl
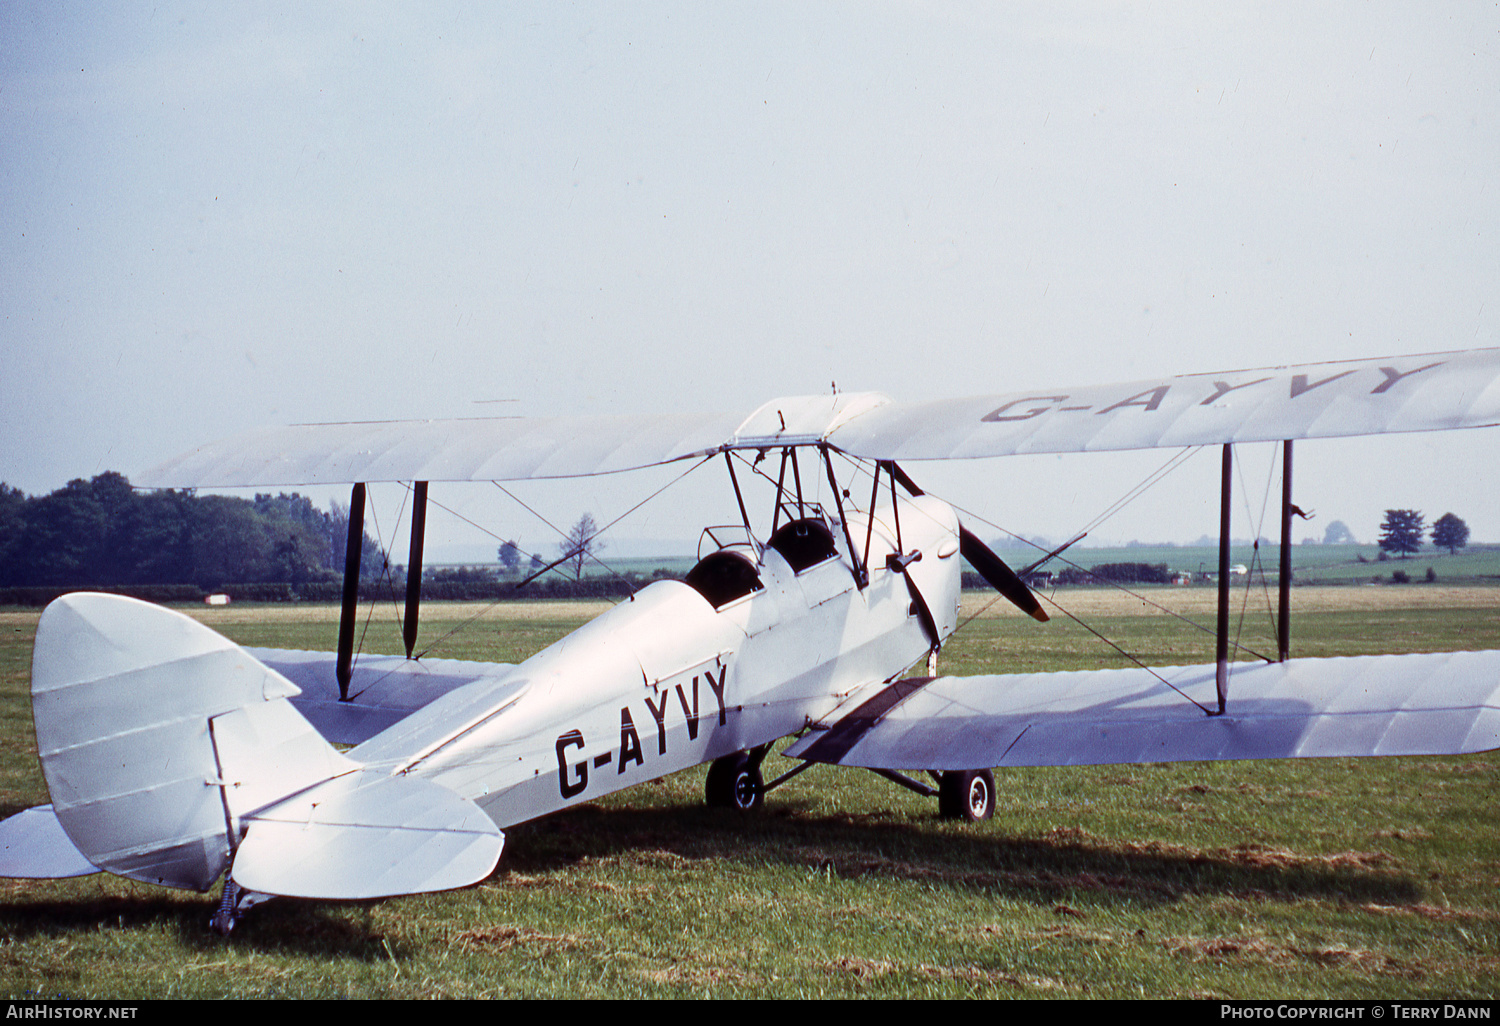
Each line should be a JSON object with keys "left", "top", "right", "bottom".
{"left": 3, "top": 3, "right": 1496, "bottom": 561}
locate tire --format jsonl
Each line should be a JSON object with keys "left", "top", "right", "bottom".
{"left": 705, "top": 752, "right": 764, "bottom": 811}
{"left": 938, "top": 769, "right": 995, "bottom": 822}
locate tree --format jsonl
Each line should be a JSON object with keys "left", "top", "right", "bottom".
{"left": 1322, "top": 520, "right": 1357, "bottom": 545}
{"left": 325, "top": 499, "right": 389, "bottom": 582}
{"left": 1377, "top": 509, "right": 1425, "bottom": 559}
{"left": 497, "top": 540, "right": 521, "bottom": 574}
{"left": 1430, "top": 513, "right": 1470, "bottom": 556}
{"left": 560, "top": 513, "right": 603, "bottom": 580}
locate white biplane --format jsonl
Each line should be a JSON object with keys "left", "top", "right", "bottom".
{"left": 3, "top": 348, "right": 1499, "bottom": 933}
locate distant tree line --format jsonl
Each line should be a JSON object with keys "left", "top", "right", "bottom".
{"left": 0, "top": 472, "right": 387, "bottom": 591}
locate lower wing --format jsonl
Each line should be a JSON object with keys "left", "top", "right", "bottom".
{"left": 785, "top": 651, "right": 1500, "bottom": 769}
{"left": 247, "top": 648, "right": 516, "bottom": 745}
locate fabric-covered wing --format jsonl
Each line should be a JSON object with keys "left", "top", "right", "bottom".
{"left": 248, "top": 648, "right": 518, "bottom": 746}
{"left": 136, "top": 411, "right": 747, "bottom": 487}
{"left": 783, "top": 650, "right": 1500, "bottom": 769}
{"left": 828, "top": 348, "right": 1500, "bottom": 460}
{"left": 134, "top": 349, "right": 1500, "bottom": 488}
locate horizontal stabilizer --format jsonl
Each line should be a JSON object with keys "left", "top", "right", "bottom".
{"left": 231, "top": 771, "right": 504, "bottom": 900}
{"left": 785, "top": 650, "right": 1500, "bottom": 769}
{"left": 249, "top": 648, "right": 518, "bottom": 745}
{"left": 0, "top": 805, "right": 98, "bottom": 879}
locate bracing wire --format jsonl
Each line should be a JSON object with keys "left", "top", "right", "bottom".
{"left": 947, "top": 497, "right": 1272, "bottom": 660}
{"left": 1230, "top": 442, "right": 1284, "bottom": 665}
{"left": 917, "top": 443, "right": 1278, "bottom": 677}
{"left": 411, "top": 457, "right": 716, "bottom": 660}
{"left": 1036, "top": 593, "right": 1218, "bottom": 716}
{"left": 1075, "top": 446, "right": 1202, "bottom": 540}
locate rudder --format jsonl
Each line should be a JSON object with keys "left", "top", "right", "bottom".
{"left": 30, "top": 593, "right": 353, "bottom": 891}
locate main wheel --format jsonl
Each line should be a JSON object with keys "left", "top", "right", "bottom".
{"left": 938, "top": 769, "right": 995, "bottom": 822}
{"left": 705, "top": 752, "right": 764, "bottom": 810}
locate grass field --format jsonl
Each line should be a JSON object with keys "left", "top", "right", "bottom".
{"left": 0, "top": 588, "right": 1497, "bottom": 999}
{"left": 465, "top": 543, "right": 1500, "bottom": 589}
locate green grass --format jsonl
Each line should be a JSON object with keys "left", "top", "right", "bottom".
{"left": 0, "top": 594, "right": 1496, "bottom": 998}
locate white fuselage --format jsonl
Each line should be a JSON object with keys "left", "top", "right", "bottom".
{"left": 346, "top": 496, "right": 963, "bottom": 828}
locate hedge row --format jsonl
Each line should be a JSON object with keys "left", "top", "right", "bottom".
{"left": 0, "top": 584, "right": 208, "bottom": 607}
{"left": 0, "top": 574, "right": 687, "bottom": 607}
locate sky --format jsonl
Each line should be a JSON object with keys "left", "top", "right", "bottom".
{"left": 3, "top": 3, "right": 1497, "bottom": 564}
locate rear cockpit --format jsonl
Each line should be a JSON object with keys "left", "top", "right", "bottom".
{"left": 684, "top": 549, "right": 763, "bottom": 608}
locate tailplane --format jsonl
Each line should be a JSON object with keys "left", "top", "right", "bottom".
{"left": 12, "top": 593, "right": 502, "bottom": 901}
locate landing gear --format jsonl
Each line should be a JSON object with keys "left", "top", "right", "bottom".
{"left": 209, "top": 878, "right": 272, "bottom": 936}
{"left": 937, "top": 769, "right": 995, "bottom": 822}
{"left": 705, "top": 750, "right": 765, "bottom": 810}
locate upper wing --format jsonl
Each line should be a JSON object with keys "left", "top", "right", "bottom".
{"left": 783, "top": 650, "right": 1500, "bottom": 770}
{"left": 827, "top": 347, "right": 1500, "bottom": 461}
{"left": 135, "top": 411, "right": 748, "bottom": 488}
{"left": 135, "top": 349, "right": 1500, "bottom": 487}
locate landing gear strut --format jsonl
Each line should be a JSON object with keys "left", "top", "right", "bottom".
{"left": 937, "top": 769, "right": 995, "bottom": 822}
{"left": 209, "top": 879, "right": 272, "bottom": 936}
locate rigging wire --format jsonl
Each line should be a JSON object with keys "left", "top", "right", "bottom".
{"left": 1231, "top": 442, "right": 1282, "bottom": 662}
{"left": 1036, "top": 592, "right": 1218, "bottom": 716}
{"left": 411, "top": 457, "right": 715, "bottom": 660}
{"left": 915, "top": 441, "right": 1279, "bottom": 677}
{"left": 350, "top": 487, "right": 394, "bottom": 687}
{"left": 945, "top": 496, "right": 1272, "bottom": 662}
{"left": 1074, "top": 446, "right": 1202, "bottom": 540}
{"left": 340, "top": 485, "right": 414, "bottom": 702}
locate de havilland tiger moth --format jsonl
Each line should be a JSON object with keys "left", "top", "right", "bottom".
{"left": 2, "top": 348, "right": 1499, "bottom": 933}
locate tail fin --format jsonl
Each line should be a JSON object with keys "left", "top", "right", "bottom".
{"left": 28, "top": 593, "right": 502, "bottom": 898}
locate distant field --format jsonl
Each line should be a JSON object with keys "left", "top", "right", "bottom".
{"left": 557, "top": 543, "right": 1500, "bottom": 589}
{"left": 995, "top": 542, "right": 1500, "bottom": 588}
{"left": 0, "top": 589, "right": 1496, "bottom": 998}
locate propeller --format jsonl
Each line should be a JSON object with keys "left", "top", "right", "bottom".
{"left": 959, "top": 525, "right": 1049, "bottom": 623}
{"left": 883, "top": 460, "right": 1048, "bottom": 623}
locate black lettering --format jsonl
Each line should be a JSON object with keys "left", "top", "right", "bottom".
{"left": 981, "top": 395, "right": 1068, "bottom": 423}
{"left": 1096, "top": 385, "right": 1170, "bottom": 415}
{"left": 675, "top": 678, "right": 701, "bottom": 740}
{"left": 704, "top": 665, "right": 729, "bottom": 726}
{"left": 1198, "top": 377, "right": 1271, "bottom": 405}
{"left": 556, "top": 730, "right": 587, "bottom": 798}
{"left": 644, "top": 691, "right": 670, "bottom": 755}
{"left": 1372, "top": 361, "right": 1443, "bottom": 394}
{"left": 1289, "top": 370, "right": 1354, "bottom": 398}
{"left": 619, "top": 708, "right": 643, "bottom": 772}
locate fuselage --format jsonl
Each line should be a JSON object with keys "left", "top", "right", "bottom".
{"left": 346, "top": 495, "right": 963, "bottom": 828}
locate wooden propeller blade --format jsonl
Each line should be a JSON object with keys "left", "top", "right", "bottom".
{"left": 959, "top": 526, "right": 1049, "bottom": 622}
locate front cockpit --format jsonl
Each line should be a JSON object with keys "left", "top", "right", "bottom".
{"left": 767, "top": 516, "right": 838, "bottom": 572}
